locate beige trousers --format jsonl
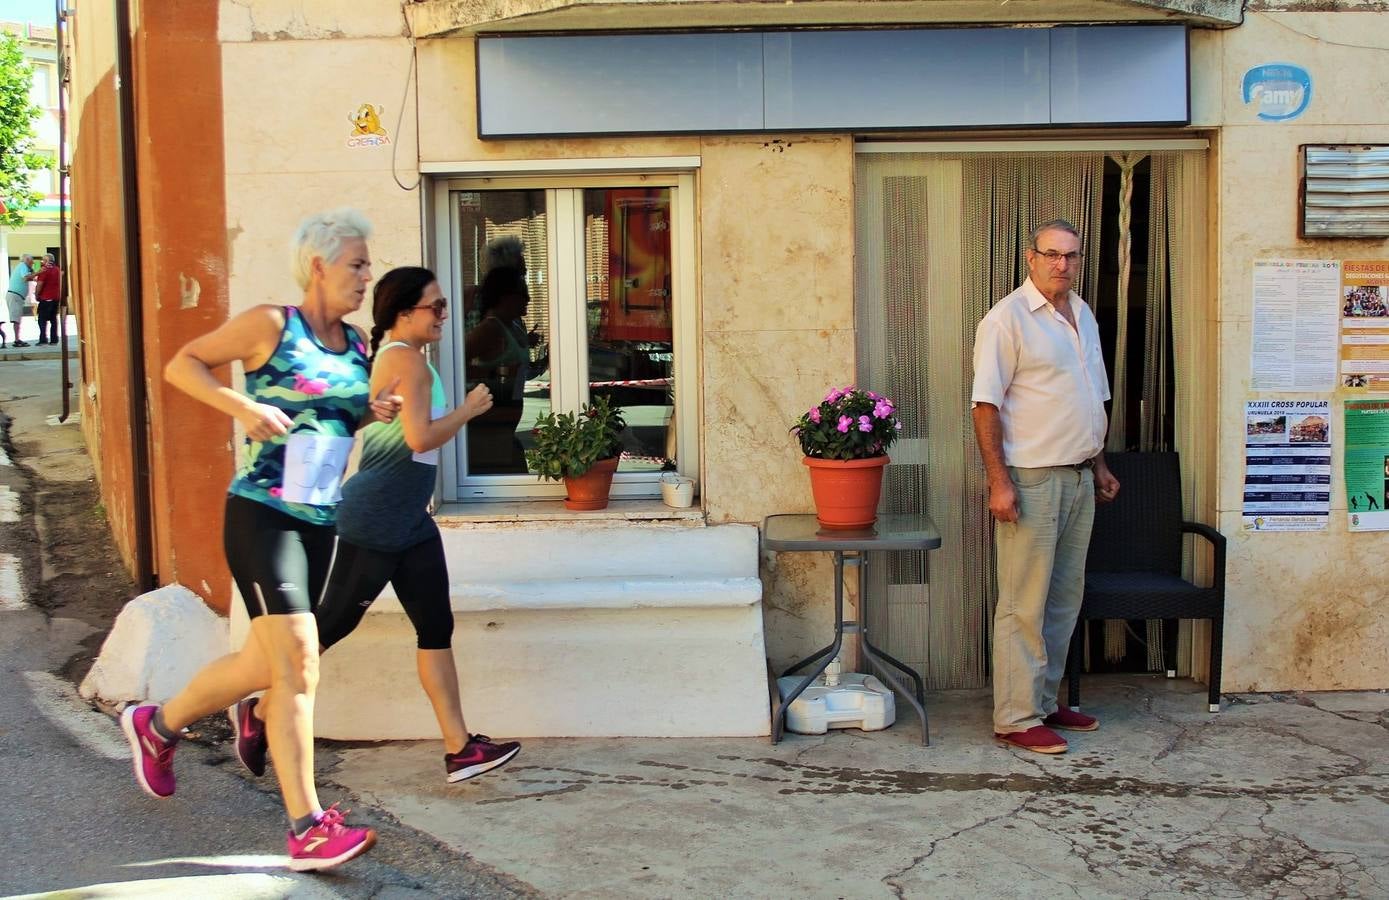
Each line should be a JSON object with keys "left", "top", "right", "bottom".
{"left": 992, "top": 465, "right": 1095, "bottom": 734}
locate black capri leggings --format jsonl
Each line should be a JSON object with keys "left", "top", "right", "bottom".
{"left": 225, "top": 494, "right": 337, "bottom": 618}
{"left": 316, "top": 531, "right": 453, "bottom": 651}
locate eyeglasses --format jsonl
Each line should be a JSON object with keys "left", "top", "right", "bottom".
{"left": 1032, "top": 249, "right": 1084, "bottom": 266}
{"left": 410, "top": 298, "right": 448, "bottom": 317}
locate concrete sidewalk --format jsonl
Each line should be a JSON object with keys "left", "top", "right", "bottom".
{"left": 0, "top": 314, "right": 78, "bottom": 361}
{"left": 327, "top": 677, "right": 1389, "bottom": 898}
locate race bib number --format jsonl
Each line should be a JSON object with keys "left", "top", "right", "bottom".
{"left": 411, "top": 406, "right": 445, "bottom": 466}
{"left": 281, "top": 434, "right": 354, "bottom": 505}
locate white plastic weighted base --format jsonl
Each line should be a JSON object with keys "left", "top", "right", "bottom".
{"left": 777, "top": 673, "right": 896, "bottom": 735}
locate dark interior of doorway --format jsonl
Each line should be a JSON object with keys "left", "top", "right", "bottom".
{"left": 1084, "top": 155, "right": 1178, "bottom": 675}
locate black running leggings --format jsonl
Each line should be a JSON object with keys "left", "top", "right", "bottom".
{"left": 224, "top": 494, "right": 336, "bottom": 618}
{"left": 316, "top": 531, "right": 453, "bottom": 651}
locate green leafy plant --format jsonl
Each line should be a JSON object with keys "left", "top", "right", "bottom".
{"left": 792, "top": 386, "right": 903, "bottom": 461}
{"left": 0, "top": 32, "right": 46, "bottom": 230}
{"left": 526, "top": 394, "right": 627, "bottom": 481}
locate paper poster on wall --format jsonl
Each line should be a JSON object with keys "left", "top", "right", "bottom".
{"left": 1251, "top": 261, "right": 1339, "bottom": 392}
{"left": 1345, "top": 400, "right": 1389, "bottom": 532}
{"left": 1339, "top": 260, "right": 1389, "bottom": 391}
{"left": 1243, "top": 400, "right": 1331, "bottom": 532}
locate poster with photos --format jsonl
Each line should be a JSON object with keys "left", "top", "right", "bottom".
{"left": 1340, "top": 260, "right": 1389, "bottom": 391}
{"left": 1243, "top": 400, "right": 1331, "bottom": 532}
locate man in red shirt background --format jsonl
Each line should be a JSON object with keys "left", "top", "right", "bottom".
{"left": 28, "top": 253, "right": 61, "bottom": 346}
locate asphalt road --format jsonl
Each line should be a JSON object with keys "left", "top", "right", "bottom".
{"left": 0, "top": 360, "right": 533, "bottom": 899}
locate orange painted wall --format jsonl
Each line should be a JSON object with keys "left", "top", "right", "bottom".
{"left": 71, "top": 3, "right": 233, "bottom": 612}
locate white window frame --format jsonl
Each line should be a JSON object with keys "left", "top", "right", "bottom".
{"left": 431, "top": 168, "right": 700, "bottom": 502}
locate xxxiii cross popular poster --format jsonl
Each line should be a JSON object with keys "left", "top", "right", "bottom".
{"left": 1243, "top": 400, "right": 1331, "bottom": 532}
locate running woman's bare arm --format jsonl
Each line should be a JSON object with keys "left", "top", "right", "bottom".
{"left": 164, "top": 305, "right": 293, "bottom": 441}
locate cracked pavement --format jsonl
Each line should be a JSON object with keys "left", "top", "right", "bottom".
{"left": 330, "top": 677, "right": 1389, "bottom": 898}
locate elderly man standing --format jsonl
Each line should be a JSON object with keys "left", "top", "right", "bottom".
{"left": 5, "top": 253, "right": 34, "bottom": 348}
{"left": 970, "top": 219, "right": 1120, "bottom": 755}
{"left": 30, "top": 254, "right": 62, "bottom": 346}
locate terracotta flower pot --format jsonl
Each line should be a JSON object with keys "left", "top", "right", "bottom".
{"left": 803, "top": 455, "right": 889, "bottom": 529}
{"left": 563, "top": 457, "right": 620, "bottom": 510}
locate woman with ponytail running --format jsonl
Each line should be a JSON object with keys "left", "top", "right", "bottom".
{"left": 231, "top": 267, "right": 520, "bottom": 785}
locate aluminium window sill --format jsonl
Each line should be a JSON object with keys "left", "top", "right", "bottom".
{"left": 435, "top": 498, "right": 706, "bottom": 525}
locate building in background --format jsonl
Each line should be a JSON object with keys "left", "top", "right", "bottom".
{"left": 0, "top": 18, "right": 63, "bottom": 275}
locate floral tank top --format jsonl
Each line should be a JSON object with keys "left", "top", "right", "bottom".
{"left": 226, "top": 306, "right": 371, "bottom": 525}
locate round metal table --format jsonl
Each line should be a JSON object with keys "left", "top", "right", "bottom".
{"left": 762, "top": 513, "right": 942, "bottom": 745}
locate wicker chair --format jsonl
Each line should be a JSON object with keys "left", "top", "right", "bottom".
{"left": 1065, "top": 452, "right": 1226, "bottom": 712}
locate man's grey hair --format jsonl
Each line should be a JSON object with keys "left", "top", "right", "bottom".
{"left": 290, "top": 208, "right": 373, "bottom": 290}
{"left": 21, "top": 253, "right": 33, "bottom": 263}
{"left": 43, "top": 253, "right": 55, "bottom": 264}
{"left": 484, "top": 235, "right": 525, "bottom": 275}
{"left": 1029, "top": 218, "right": 1080, "bottom": 248}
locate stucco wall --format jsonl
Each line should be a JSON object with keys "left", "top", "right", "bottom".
{"left": 69, "top": 5, "right": 235, "bottom": 608}
{"left": 1207, "top": 11, "right": 1389, "bottom": 690}
{"left": 216, "top": 21, "right": 860, "bottom": 668}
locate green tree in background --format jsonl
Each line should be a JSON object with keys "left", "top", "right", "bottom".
{"left": 0, "top": 30, "right": 45, "bottom": 230}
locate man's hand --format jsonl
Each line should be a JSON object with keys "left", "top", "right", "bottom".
{"left": 1094, "top": 460, "right": 1120, "bottom": 503}
{"left": 237, "top": 402, "right": 294, "bottom": 442}
{"left": 988, "top": 478, "right": 1019, "bottom": 523}
{"left": 368, "top": 377, "right": 404, "bottom": 425}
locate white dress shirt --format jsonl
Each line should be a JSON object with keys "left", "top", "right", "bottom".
{"left": 971, "top": 277, "right": 1111, "bottom": 468}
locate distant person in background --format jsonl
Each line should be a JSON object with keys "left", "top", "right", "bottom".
{"left": 29, "top": 254, "right": 62, "bottom": 346}
{"left": 5, "top": 253, "right": 34, "bottom": 348}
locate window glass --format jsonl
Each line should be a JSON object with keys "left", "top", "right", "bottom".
{"left": 457, "top": 190, "right": 550, "bottom": 476}
{"left": 582, "top": 188, "right": 675, "bottom": 473}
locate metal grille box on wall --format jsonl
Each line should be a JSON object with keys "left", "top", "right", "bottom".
{"left": 1303, "top": 146, "right": 1389, "bottom": 239}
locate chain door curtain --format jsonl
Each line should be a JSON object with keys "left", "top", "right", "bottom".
{"left": 854, "top": 149, "right": 1209, "bottom": 691}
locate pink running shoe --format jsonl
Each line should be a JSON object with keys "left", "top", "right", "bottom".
{"left": 286, "top": 804, "right": 377, "bottom": 872}
{"left": 120, "top": 704, "right": 177, "bottom": 799}
{"left": 445, "top": 734, "right": 521, "bottom": 784}
{"left": 229, "top": 697, "right": 268, "bottom": 777}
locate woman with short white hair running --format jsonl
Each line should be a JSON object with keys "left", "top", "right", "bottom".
{"left": 120, "top": 208, "right": 400, "bottom": 871}
{"left": 232, "top": 267, "right": 521, "bottom": 784}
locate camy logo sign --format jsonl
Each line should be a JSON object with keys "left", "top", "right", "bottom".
{"left": 1242, "top": 64, "right": 1312, "bottom": 122}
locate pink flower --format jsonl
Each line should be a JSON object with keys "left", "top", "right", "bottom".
{"left": 825, "top": 388, "right": 843, "bottom": 403}
{"left": 858, "top": 415, "right": 873, "bottom": 432}
{"left": 837, "top": 415, "right": 853, "bottom": 433}
{"left": 894, "top": 421, "right": 903, "bottom": 430}
{"left": 809, "top": 408, "right": 821, "bottom": 423}
{"left": 873, "top": 400, "right": 894, "bottom": 419}
{"left": 866, "top": 390, "right": 878, "bottom": 400}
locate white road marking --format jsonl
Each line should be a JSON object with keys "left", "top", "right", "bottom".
{"left": 20, "top": 670, "right": 127, "bottom": 761}
{"left": 8, "top": 872, "right": 345, "bottom": 898}
{"left": 0, "top": 484, "right": 20, "bottom": 522}
{"left": 0, "top": 551, "right": 24, "bottom": 610}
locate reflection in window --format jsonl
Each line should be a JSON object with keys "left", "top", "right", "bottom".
{"left": 458, "top": 190, "right": 550, "bottom": 476}
{"left": 583, "top": 188, "right": 674, "bottom": 473}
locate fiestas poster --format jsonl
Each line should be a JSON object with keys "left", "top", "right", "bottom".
{"left": 1243, "top": 400, "right": 1331, "bottom": 532}
{"left": 1345, "top": 400, "right": 1389, "bottom": 532}
{"left": 1339, "top": 260, "right": 1389, "bottom": 392}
